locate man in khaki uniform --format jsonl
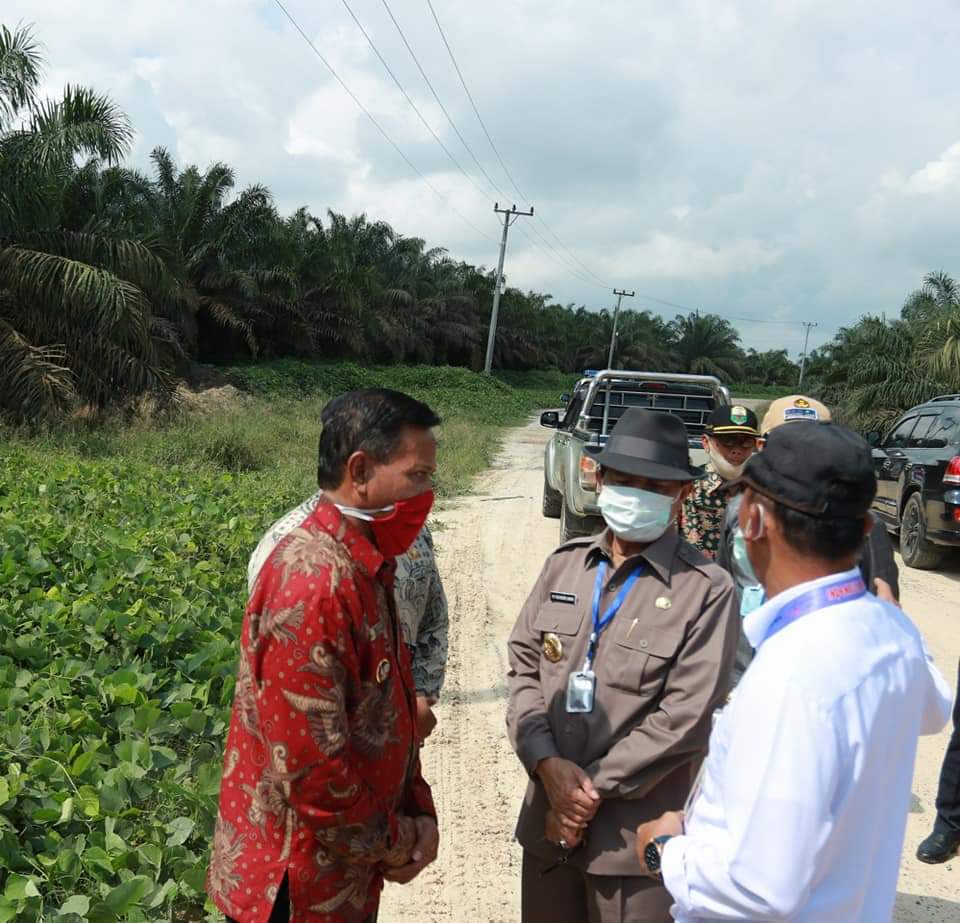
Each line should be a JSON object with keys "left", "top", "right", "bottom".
{"left": 507, "top": 409, "right": 740, "bottom": 922}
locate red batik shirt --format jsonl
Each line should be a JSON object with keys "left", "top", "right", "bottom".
{"left": 208, "top": 500, "right": 435, "bottom": 923}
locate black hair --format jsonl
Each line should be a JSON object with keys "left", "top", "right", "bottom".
{"left": 772, "top": 501, "right": 866, "bottom": 559}
{"left": 317, "top": 388, "right": 441, "bottom": 489}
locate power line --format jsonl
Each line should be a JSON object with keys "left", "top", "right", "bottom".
{"left": 424, "top": 1, "right": 614, "bottom": 290}
{"left": 425, "top": 0, "right": 527, "bottom": 204}
{"left": 379, "top": 0, "right": 505, "bottom": 200}
{"left": 348, "top": 0, "right": 606, "bottom": 292}
{"left": 339, "top": 0, "right": 491, "bottom": 207}
{"left": 271, "top": 0, "right": 496, "bottom": 245}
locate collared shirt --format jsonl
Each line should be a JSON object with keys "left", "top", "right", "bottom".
{"left": 680, "top": 463, "right": 736, "bottom": 559}
{"left": 662, "top": 569, "right": 953, "bottom": 922}
{"left": 248, "top": 493, "right": 449, "bottom": 699}
{"left": 209, "top": 500, "right": 435, "bottom": 923}
{"left": 507, "top": 528, "right": 739, "bottom": 875}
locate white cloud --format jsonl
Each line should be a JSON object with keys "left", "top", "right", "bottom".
{"left": 5, "top": 0, "right": 960, "bottom": 355}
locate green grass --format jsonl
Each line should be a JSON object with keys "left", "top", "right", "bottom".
{"left": 0, "top": 360, "right": 562, "bottom": 921}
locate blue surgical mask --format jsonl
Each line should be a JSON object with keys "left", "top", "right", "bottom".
{"left": 732, "top": 526, "right": 765, "bottom": 617}
{"left": 740, "top": 584, "right": 766, "bottom": 618}
{"left": 598, "top": 483, "right": 677, "bottom": 543}
{"left": 731, "top": 528, "right": 759, "bottom": 585}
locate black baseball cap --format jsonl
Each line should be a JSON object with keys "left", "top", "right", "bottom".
{"left": 705, "top": 404, "right": 760, "bottom": 437}
{"left": 735, "top": 420, "right": 876, "bottom": 519}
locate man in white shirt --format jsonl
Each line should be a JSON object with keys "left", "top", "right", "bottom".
{"left": 635, "top": 420, "right": 953, "bottom": 922}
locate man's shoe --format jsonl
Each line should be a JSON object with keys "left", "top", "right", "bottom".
{"left": 916, "top": 829, "right": 960, "bottom": 864}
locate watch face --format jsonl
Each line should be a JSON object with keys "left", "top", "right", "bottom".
{"left": 644, "top": 841, "right": 662, "bottom": 874}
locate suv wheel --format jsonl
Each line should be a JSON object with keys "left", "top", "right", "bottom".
{"left": 542, "top": 474, "right": 562, "bottom": 519}
{"left": 900, "top": 493, "right": 944, "bottom": 569}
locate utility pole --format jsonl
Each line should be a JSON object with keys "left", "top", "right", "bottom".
{"left": 607, "top": 289, "right": 635, "bottom": 368}
{"left": 483, "top": 203, "right": 534, "bottom": 375}
{"left": 797, "top": 321, "right": 818, "bottom": 390}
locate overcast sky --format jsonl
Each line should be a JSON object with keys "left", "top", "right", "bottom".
{"left": 9, "top": 0, "right": 960, "bottom": 356}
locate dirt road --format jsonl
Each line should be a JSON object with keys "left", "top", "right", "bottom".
{"left": 380, "top": 419, "right": 959, "bottom": 922}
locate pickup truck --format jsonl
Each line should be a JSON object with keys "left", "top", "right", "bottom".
{"left": 540, "top": 370, "right": 731, "bottom": 541}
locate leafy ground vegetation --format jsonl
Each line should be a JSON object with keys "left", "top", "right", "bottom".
{"left": 0, "top": 363, "right": 563, "bottom": 922}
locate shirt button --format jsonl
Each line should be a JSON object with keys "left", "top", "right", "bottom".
{"left": 639, "top": 640, "right": 649, "bottom": 649}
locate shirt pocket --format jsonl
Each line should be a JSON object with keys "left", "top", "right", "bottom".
{"left": 532, "top": 604, "right": 584, "bottom": 669}
{"left": 605, "top": 628, "right": 684, "bottom": 695}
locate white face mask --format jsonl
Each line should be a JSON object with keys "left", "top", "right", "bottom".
{"left": 598, "top": 483, "right": 678, "bottom": 543}
{"left": 707, "top": 444, "right": 748, "bottom": 481}
{"left": 333, "top": 502, "right": 395, "bottom": 522}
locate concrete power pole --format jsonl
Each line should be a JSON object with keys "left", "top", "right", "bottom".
{"left": 607, "top": 289, "right": 635, "bottom": 368}
{"left": 797, "top": 321, "right": 818, "bottom": 390}
{"left": 483, "top": 203, "right": 534, "bottom": 375}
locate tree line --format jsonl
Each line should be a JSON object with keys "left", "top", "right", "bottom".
{"left": 0, "top": 24, "right": 955, "bottom": 433}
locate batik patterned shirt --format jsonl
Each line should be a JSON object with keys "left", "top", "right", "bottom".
{"left": 680, "top": 463, "right": 737, "bottom": 560}
{"left": 247, "top": 494, "right": 448, "bottom": 699}
{"left": 209, "top": 501, "right": 435, "bottom": 923}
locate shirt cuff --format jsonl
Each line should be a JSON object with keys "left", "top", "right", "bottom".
{"left": 518, "top": 736, "right": 561, "bottom": 777}
{"left": 661, "top": 835, "right": 691, "bottom": 913}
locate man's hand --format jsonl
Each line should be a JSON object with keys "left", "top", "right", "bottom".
{"left": 384, "top": 815, "right": 439, "bottom": 884}
{"left": 536, "top": 757, "right": 601, "bottom": 826}
{"left": 545, "top": 808, "right": 583, "bottom": 850}
{"left": 873, "top": 578, "right": 900, "bottom": 607}
{"left": 635, "top": 811, "right": 684, "bottom": 875}
{"left": 416, "top": 695, "right": 438, "bottom": 742}
{"left": 383, "top": 815, "right": 418, "bottom": 868}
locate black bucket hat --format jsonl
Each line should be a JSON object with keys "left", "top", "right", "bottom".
{"left": 584, "top": 409, "right": 705, "bottom": 482}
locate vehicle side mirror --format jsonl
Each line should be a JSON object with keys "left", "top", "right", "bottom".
{"left": 864, "top": 431, "right": 881, "bottom": 447}
{"left": 922, "top": 437, "right": 948, "bottom": 449}
{"left": 540, "top": 411, "right": 561, "bottom": 428}
{"left": 560, "top": 393, "right": 571, "bottom": 404}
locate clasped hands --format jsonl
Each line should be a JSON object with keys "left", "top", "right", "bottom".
{"left": 382, "top": 814, "right": 439, "bottom": 884}
{"left": 536, "top": 756, "right": 601, "bottom": 849}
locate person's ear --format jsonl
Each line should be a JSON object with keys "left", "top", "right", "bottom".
{"left": 701, "top": 435, "right": 710, "bottom": 452}
{"left": 345, "top": 451, "right": 371, "bottom": 497}
{"left": 863, "top": 513, "right": 875, "bottom": 537}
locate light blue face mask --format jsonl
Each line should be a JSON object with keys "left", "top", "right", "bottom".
{"left": 732, "top": 527, "right": 765, "bottom": 616}
{"left": 597, "top": 483, "right": 677, "bottom": 543}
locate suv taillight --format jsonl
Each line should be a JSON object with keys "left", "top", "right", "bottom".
{"left": 579, "top": 455, "right": 598, "bottom": 491}
{"left": 944, "top": 457, "right": 960, "bottom": 486}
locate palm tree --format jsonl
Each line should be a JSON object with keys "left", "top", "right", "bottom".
{"left": 0, "top": 24, "right": 173, "bottom": 419}
{"left": 668, "top": 312, "right": 744, "bottom": 381}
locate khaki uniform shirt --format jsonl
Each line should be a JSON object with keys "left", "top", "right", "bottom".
{"left": 506, "top": 527, "right": 739, "bottom": 875}
{"left": 680, "top": 462, "right": 736, "bottom": 559}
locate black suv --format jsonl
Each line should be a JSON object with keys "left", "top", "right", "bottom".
{"left": 867, "top": 394, "right": 960, "bottom": 568}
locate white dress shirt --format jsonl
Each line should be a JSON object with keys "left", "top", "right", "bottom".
{"left": 662, "top": 568, "right": 953, "bottom": 922}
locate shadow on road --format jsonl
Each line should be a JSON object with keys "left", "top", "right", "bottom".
{"left": 895, "top": 891, "right": 960, "bottom": 921}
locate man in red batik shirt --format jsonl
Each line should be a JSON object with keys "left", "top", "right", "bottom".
{"left": 208, "top": 389, "right": 442, "bottom": 923}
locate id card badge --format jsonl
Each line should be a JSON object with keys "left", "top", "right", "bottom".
{"left": 566, "top": 668, "right": 596, "bottom": 713}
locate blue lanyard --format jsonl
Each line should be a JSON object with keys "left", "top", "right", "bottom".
{"left": 585, "top": 561, "right": 643, "bottom": 667}
{"left": 763, "top": 574, "right": 867, "bottom": 643}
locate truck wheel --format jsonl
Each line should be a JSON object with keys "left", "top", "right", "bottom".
{"left": 560, "top": 503, "right": 600, "bottom": 544}
{"left": 900, "top": 493, "right": 944, "bottom": 570}
{"left": 542, "top": 474, "right": 562, "bottom": 519}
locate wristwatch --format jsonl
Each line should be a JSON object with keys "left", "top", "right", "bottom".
{"left": 643, "top": 835, "right": 673, "bottom": 878}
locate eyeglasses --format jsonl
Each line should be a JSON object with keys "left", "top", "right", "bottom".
{"left": 713, "top": 435, "right": 758, "bottom": 451}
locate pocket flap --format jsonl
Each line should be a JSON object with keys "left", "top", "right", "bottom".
{"left": 616, "top": 627, "right": 684, "bottom": 658}
{"left": 532, "top": 604, "right": 584, "bottom": 636}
